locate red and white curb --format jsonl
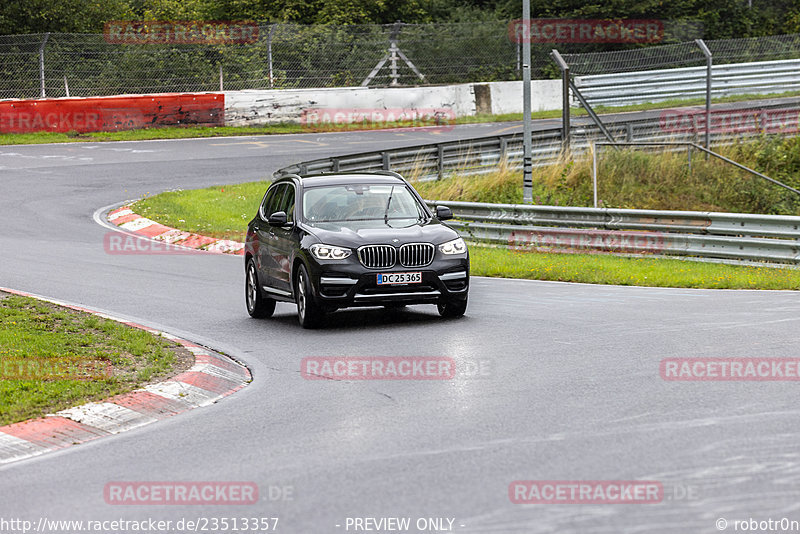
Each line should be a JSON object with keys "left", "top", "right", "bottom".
{"left": 0, "top": 287, "right": 251, "bottom": 466}
{"left": 107, "top": 206, "right": 245, "bottom": 255}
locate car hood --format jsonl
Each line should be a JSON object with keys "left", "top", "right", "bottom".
{"left": 304, "top": 218, "right": 459, "bottom": 247}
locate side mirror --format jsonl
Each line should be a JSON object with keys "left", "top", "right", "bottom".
{"left": 268, "top": 211, "right": 288, "bottom": 227}
{"left": 435, "top": 205, "right": 453, "bottom": 221}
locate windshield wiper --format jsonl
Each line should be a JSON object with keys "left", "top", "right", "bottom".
{"left": 384, "top": 186, "right": 394, "bottom": 224}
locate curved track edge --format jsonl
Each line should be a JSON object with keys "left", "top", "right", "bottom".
{"left": 0, "top": 287, "right": 252, "bottom": 466}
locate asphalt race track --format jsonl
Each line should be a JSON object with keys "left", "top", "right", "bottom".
{"left": 2, "top": 116, "right": 800, "bottom": 533}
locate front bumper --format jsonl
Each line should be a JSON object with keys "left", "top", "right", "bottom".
{"left": 311, "top": 256, "right": 469, "bottom": 308}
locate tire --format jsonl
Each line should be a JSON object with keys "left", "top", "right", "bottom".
{"left": 295, "top": 264, "right": 325, "bottom": 329}
{"left": 246, "top": 259, "right": 276, "bottom": 319}
{"left": 437, "top": 297, "right": 467, "bottom": 318}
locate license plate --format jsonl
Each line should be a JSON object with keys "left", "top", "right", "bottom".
{"left": 377, "top": 272, "right": 422, "bottom": 285}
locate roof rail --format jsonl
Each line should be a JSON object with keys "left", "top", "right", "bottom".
{"left": 373, "top": 170, "right": 404, "bottom": 180}
{"left": 276, "top": 173, "right": 303, "bottom": 181}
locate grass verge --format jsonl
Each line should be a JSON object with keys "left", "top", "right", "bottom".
{"left": 0, "top": 292, "right": 192, "bottom": 426}
{"left": 470, "top": 247, "right": 800, "bottom": 289}
{"left": 131, "top": 176, "right": 800, "bottom": 290}
{"left": 2, "top": 91, "right": 798, "bottom": 145}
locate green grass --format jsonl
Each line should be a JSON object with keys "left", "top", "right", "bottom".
{"left": 470, "top": 246, "right": 800, "bottom": 289}
{"left": 3, "top": 90, "right": 799, "bottom": 145}
{"left": 0, "top": 294, "right": 183, "bottom": 426}
{"left": 130, "top": 166, "right": 800, "bottom": 290}
{"left": 135, "top": 181, "right": 270, "bottom": 241}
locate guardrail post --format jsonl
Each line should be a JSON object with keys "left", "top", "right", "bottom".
{"left": 332, "top": 158, "right": 340, "bottom": 172}
{"left": 695, "top": 39, "right": 712, "bottom": 152}
{"left": 499, "top": 137, "right": 508, "bottom": 163}
{"left": 437, "top": 144, "right": 444, "bottom": 180}
{"left": 382, "top": 151, "right": 390, "bottom": 170}
{"left": 626, "top": 123, "right": 633, "bottom": 142}
{"left": 592, "top": 143, "right": 599, "bottom": 208}
{"left": 299, "top": 164, "right": 307, "bottom": 174}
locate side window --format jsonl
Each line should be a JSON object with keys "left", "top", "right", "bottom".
{"left": 279, "top": 185, "right": 296, "bottom": 223}
{"left": 260, "top": 186, "right": 277, "bottom": 219}
{"left": 261, "top": 184, "right": 285, "bottom": 219}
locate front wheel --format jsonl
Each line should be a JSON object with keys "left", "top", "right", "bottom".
{"left": 296, "top": 264, "right": 325, "bottom": 329}
{"left": 246, "top": 259, "right": 276, "bottom": 318}
{"left": 437, "top": 297, "right": 467, "bottom": 318}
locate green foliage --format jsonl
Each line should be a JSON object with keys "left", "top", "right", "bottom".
{"left": 2, "top": 0, "right": 798, "bottom": 40}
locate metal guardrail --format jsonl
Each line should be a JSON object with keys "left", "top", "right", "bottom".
{"left": 424, "top": 200, "right": 800, "bottom": 265}
{"left": 275, "top": 99, "right": 800, "bottom": 265}
{"left": 574, "top": 58, "right": 800, "bottom": 107}
{"left": 275, "top": 98, "right": 800, "bottom": 182}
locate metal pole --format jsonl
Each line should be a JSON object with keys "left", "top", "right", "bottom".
{"left": 39, "top": 32, "right": 50, "bottom": 98}
{"left": 592, "top": 143, "right": 598, "bottom": 208}
{"left": 550, "top": 49, "right": 570, "bottom": 154}
{"left": 219, "top": 63, "right": 224, "bottom": 91}
{"left": 267, "top": 23, "right": 276, "bottom": 89}
{"left": 64, "top": 75, "right": 69, "bottom": 97}
{"left": 522, "top": 0, "right": 533, "bottom": 204}
{"left": 695, "top": 39, "right": 712, "bottom": 151}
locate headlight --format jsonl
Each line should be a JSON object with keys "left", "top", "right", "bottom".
{"left": 439, "top": 237, "right": 467, "bottom": 255}
{"left": 310, "top": 244, "right": 352, "bottom": 260}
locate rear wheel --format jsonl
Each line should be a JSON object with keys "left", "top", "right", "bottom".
{"left": 437, "top": 297, "right": 467, "bottom": 318}
{"left": 246, "top": 259, "right": 276, "bottom": 318}
{"left": 296, "top": 264, "right": 325, "bottom": 329}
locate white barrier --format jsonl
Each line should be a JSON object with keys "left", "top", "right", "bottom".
{"left": 223, "top": 80, "right": 562, "bottom": 126}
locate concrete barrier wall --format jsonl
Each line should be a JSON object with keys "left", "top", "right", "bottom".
{"left": 225, "top": 80, "right": 562, "bottom": 126}
{"left": 0, "top": 80, "right": 562, "bottom": 133}
{"left": 0, "top": 93, "right": 224, "bottom": 133}
{"left": 486, "top": 80, "right": 562, "bottom": 115}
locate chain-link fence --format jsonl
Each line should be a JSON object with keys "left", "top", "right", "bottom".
{"left": 561, "top": 32, "right": 800, "bottom": 76}
{"left": 1, "top": 23, "right": 523, "bottom": 99}
{"left": 3, "top": 22, "right": 797, "bottom": 101}
{"left": 0, "top": 20, "right": 708, "bottom": 100}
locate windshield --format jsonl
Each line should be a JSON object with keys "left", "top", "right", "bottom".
{"left": 303, "top": 184, "right": 427, "bottom": 223}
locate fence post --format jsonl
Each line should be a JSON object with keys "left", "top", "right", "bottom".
{"left": 550, "top": 49, "right": 570, "bottom": 155}
{"left": 219, "top": 63, "right": 224, "bottom": 91}
{"left": 695, "top": 39, "right": 712, "bottom": 151}
{"left": 267, "top": 23, "right": 276, "bottom": 89}
{"left": 39, "top": 32, "right": 50, "bottom": 98}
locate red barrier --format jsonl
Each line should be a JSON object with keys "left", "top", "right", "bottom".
{"left": 0, "top": 93, "right": 224, "bottom": 134}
